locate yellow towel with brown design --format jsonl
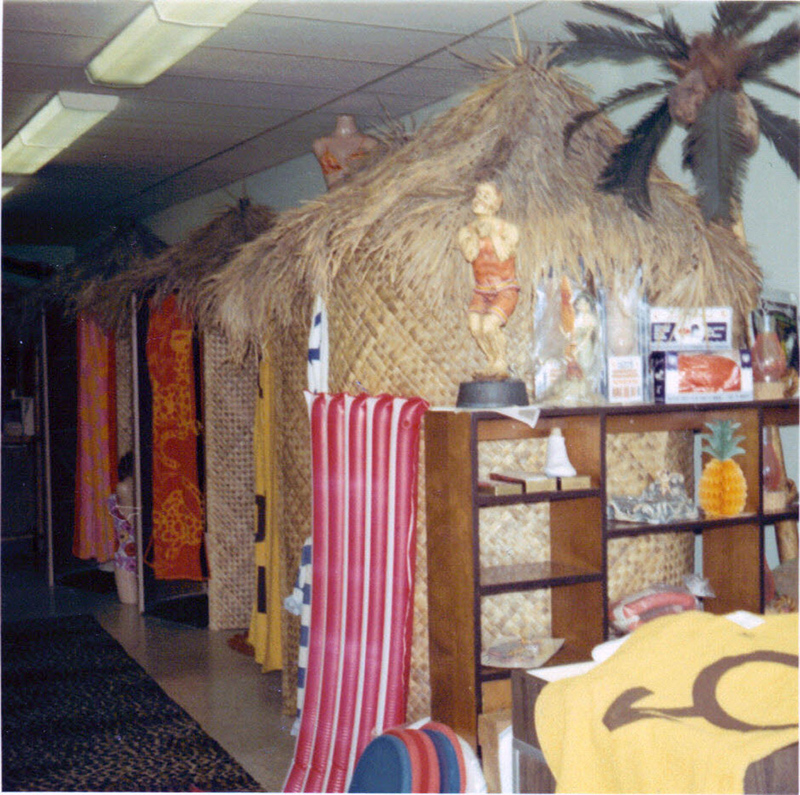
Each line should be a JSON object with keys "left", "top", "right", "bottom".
{"left": 535, "top": 611, "right": 798, "bottom": 793}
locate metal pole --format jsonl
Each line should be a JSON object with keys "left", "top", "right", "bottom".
{"left": 40, "top": 308, "right": 55, "bottom": 588}
{"left": 130, "top": 294, "right": 145, "bottom": 612}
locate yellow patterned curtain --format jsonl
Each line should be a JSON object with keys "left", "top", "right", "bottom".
{"left": 248, "top": 352, "right": 282, "bottom": 671}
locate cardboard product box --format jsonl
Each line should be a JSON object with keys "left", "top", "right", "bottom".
{"left": 607, "top": 354, "right": 645, "bottom": 403}
{"left": 649, "top": 306, "right": 733, "bottom": 351}
{"left": 651, "top": 349, "right": 753, "bottom": 403}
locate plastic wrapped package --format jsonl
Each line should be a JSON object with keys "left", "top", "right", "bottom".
{"left": 532, "top": 267, "right": 605, "bottom": 405}
{"left": 605, "top": 268, "right": 648, "bottom": 403}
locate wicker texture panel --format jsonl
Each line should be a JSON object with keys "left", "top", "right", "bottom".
{"left": 203, "top": 329, "right": 258, "bottom": 630}
{"left": 273, "top": 321, "right": 314, "bottom": 715}
{"left": 481, "top": 590, "right": 551, "bottom": 649}
{"left": 607, "top": 534, "right": 696, "bottom": 603}
{"left": 115, "top": 331, "right": 133, "bottom": 458}
{"left": 606, "top": 430, "right": 695, "bottom": 602}
{"left": 276, "top": 274, "right": 696, "bottom": 721}
{"left": 327, "top": 275, "right": 483, "bottom": 722}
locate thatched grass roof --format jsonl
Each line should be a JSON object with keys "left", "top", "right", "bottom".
{"left": 12, "top": 218, "right": 166, "bottom": 331}
{"left": 199, "top": 52, "right": 760, "bottom": 357}
{"left": 77, "top": 199, "right": 277, "bottom": 332}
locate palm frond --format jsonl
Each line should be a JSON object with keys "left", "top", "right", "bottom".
{"left": 746, "top": 74, "right": 800, "bottom": 99}
{"left": 556, "top": 23, "right": 679, "bottom": 65}
{"left": 564, "top": 80, "right": 674, "bottom": 149}
{"left": 682, "top": 90, "right": 752, "bottom": 223}
{"left": 713, "top": 2, "right": 794, "bottom": 38}
{"left": 660, "top": 9, "right": 690, "bottom": 58}
{"left": 580, "top": 1, "right": 689, "bottom": 55}
{"left": 739, "top": 21, "right": 800, "bottom": 78}
{"left": 749, "top": 95, "right": 800, "bottom": 177}
{"left": 597, "top": 97, "right": 673, "bottom": 216}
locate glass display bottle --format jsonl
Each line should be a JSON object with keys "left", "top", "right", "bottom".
{"left": 751, "top": 311, "right": 787, "bottom": 383}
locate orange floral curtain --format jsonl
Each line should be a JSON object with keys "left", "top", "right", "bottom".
{"left": 145, "top": 294, "right": 205, "bottom": 580}
{"left": 73, "top": 312, "right": 117, "bottom": 561}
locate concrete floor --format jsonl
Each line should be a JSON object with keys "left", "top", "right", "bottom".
{"left": 1, "top": 540, "right": 297, "bottom": 792}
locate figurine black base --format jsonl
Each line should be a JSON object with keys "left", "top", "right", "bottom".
{"left": 456, "top": 379, "right": 529, "bottom": 408}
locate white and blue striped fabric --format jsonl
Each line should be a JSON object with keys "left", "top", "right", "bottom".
{"left": 285, "top": 536, "right": 313, "bottom": 735}
{"left": 307, "top": 295, "right": 329, "bottom": 394}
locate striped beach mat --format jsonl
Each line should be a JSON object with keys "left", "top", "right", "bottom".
{"left": 283, "top": 392, "right": 429, "bottom": 793}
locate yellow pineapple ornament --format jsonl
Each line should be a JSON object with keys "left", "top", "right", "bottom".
{"left": 698, "top": 420, "right": 747, "bottom": 517}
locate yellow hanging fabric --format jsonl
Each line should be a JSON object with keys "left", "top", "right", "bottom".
{"left": 248, "top": 352, "right": 283, "bottom": 672}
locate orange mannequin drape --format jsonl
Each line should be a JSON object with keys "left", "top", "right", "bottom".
{"left": 73, "top": 312, "right": 117, "bottom": 561}
{"left": 145, "top": 294, "right": 204, "bottom": 580}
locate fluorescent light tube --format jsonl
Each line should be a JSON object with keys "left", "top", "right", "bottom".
{"left": 86, "top": 0, "right": 256, "bottom": 87}
{"left": 2, "top": 176, "right": 24, "bottom": 198}
{"left": 2, "top": 92, "right": 119, "bottom": 175}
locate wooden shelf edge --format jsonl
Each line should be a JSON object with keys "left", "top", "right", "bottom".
{"left": 607, "top": 513, "right": 762, "bottom": 538}
{"left": 477, "top": 488, "right": 600, "bottom": 507}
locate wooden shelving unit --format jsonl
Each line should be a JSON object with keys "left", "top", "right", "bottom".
{"left": 424, "top": 398, "right": 799, "bottom": 750}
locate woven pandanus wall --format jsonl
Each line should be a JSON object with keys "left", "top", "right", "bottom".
{"left": 325, "top": 263, "right": 489, "bottom": 722}
{"left": 115, "top": 331, "right": 133, "bottom": 460}
{"left": 273, "top": 319, "right": 315, "bottom": 715}
{"left": 203, "top": 328, "right": 258, "bottom": 630}
{"left": 271, "top": 269, "right": 701, "bottom": 723}
{"left": 606, "top": 430, "right": 696, "bottom": 602}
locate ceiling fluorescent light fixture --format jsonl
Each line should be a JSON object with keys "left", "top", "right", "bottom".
{"left": 86, "top": 0, "right": 257, "bottom": 87}
{"left": 2, "top": 92, "right": 119, "bottom": 175}
{"left": 2, "top": 176, "right": 24, "bottom": 199}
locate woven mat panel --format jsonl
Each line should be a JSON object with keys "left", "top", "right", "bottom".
{"left": 607, "top": 534, "right": 695, "bottom": 602}
{"left": 203, "top": 329, "right": 258, "bottom": 631}
{"left": 115, "top": 332, "right": 133, "bottom": 458}
{"left": 326, "top": 273, "right": 495, "bottom": 722}
{"left": 477, "top": 437, "right": 548, "bottom": 483}
{"left": 406, "top": 436, "right": 430, "bottom": 723}
{"left": 481, "top": 590, "right": 551, "bottom": 649}
{"left": 274, "top": 322, "right": 314, "bottom": 716}
{"left": 327, "top": 273, "right": 531, "bottom": 404}
{"left": 606, "top": 430, "right": 695, "bottom": 602}
{"left": 606, "top": 430, "right": 695, "bottom": 497}
{"left": 325, "top": 272, "right": 539, "bottom": 723}
{"left": 479, "top": 502, "right": 550, "bottom": 570}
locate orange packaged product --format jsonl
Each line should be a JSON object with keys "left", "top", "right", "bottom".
{"left": 651, "top": 349, "right": 753, "bottom": 403}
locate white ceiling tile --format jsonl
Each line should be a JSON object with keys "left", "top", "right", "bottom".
{"left": 143, "top": 74, "right": 342, "bottom": 112}
{"left": 243, "top": 1, "right": 535, "bottom": 35}
{"left": 3, "top": 30, "right": 106, "bottom": 67}
{"left": 2, "top": 1, "right": 140, "bottom": 39}
{"left": 211, "top": 14, "right": 462, "bottom": 63}
{"left": 173, "top": 48, "right": 395, "bottom": 89}
{"left": 3, "top": 0, "right": 757, "bottom": 247}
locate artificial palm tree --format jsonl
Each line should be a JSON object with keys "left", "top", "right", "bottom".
{"left": 558, "top": 1, "right": 799, "bottom": 224}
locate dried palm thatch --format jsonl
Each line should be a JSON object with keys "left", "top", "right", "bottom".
{"left": 200, "top": 50, "right": 761, "bottom": 356}
{"left": 77, "top": 199, "right": 277, "bottom": 332}
{"left": 12, "top": 219, "right": 166, "bottom": 331}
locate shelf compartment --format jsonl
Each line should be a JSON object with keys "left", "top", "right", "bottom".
{"left": 480, "top": 560, "right": 602, "bottom": 593}
{"left": 479, "top": 640, "right": 593, "bottom": 683}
